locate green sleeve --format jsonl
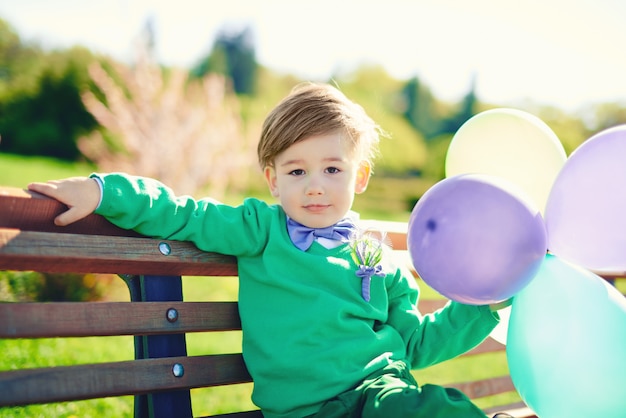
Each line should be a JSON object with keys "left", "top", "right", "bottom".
{"left": 386, "top": 267, "right": 500, "bottom": 369}
{"left": 92, "top": 172, "right": 275, "bottom": 256}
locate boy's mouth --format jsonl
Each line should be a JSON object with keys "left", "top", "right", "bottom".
{"left": 304, "top": 204, "right": 330, "bottom": 213}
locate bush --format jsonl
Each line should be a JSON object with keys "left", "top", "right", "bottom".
{"left": 0, "top": 49, "right": 99, "bottom": 160}
{"left": 0, "top": 271, "right": 108, "bottom": 302}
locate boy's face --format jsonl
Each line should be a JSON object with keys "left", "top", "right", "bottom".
{"left": 264, "top": 132, "right": 371, "bottom": 228}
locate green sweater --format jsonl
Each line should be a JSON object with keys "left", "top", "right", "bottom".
{"left": 93, "top": 173, "right": 499, "bottom": 418}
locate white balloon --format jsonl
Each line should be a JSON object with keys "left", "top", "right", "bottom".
{"left": 446, "top": 108, "right": 567, "bottom": 214}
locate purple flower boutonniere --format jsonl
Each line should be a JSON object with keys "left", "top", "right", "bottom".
{"left": 350, "top": 230, "right": 386, "bottom": 302}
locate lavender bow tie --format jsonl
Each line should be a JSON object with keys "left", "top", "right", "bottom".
{"left": 287, "top": 218, "right": 356, "bottom": 251}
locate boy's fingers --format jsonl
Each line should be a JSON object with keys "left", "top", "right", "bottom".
{"left": 28, "top": 178, "right": 100, "bottom": 226}
{"left": 28, "top": 181, "right": 58, "bottom": 197}
{"left": 54, "top": 206, "right": 87, "bottom": 226}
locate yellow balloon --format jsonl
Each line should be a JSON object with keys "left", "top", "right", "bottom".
{"left": 445, "top": 108, "right": 567, "bottom": 214}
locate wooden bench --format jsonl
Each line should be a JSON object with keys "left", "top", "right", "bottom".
{"left": 4, "top": 185, "right": 619, "bottom": 417}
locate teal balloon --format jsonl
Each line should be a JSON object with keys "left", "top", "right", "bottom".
{"left": 507, "top": 254, "right": 626, "bottom": 418}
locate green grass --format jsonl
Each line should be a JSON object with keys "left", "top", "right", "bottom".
{"left": 0, "top": 153, "right": 96, "bottom": 188}
{"left": 0, "top": 337, "right": 135, "bottom": 417}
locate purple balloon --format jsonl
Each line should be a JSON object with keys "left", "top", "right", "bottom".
{"left": 545, "top": 125, "right": 626, "bottom": 272}
{"left": 408, "top": 174, "right": 547, "bottom": 304}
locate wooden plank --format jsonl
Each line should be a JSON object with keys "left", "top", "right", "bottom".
{"left": 0, "top": 301, "right": 241, "bottom": 338}
{"left": 0, "top": 228, "right": 237, "bottom": 276}
{"left": 445, "top": 375, "right": 515, "bottom": 400}
{"left": 0, "top": 186, "right": 141, "bottom": 237}
{"left": 0, "top": 354, "right": 251, "bottom": 407}
{"left": 464, "top": 337, "right": 505, "bottom": 356}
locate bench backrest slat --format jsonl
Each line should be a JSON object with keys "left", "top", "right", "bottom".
{"left": 0, "top": 228, "right": 237, "bottom": 276}
{"left": 0, "top": 354, "right": 251, "bottom": 407}
{"left": 0, "top": 187, "right": 140, "bottom": 237}
{"left": 446, "top": 375, "right": 516, "bottom": 401}
{"left": 0, "top": 301, "right": 241, "bottom": 338}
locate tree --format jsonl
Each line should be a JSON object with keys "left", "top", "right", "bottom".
{"left": 439, "top": 74, "right": 478, "bottom": 135}
{"left": 0, "top": 19, "right": 22, "bottom": 98}
{"left": 0, "top": 43, "right": 98, "bottom": 159}
{"left": 400, "top": 76, "right": 440, "bottom": 139}
{"left": 587, "top": 102, "right": 626, "bottom": 133}
{"left": 192, "top": 25, "right": 258, "bottom": 95}
{"left": 78, "top": 51, "right": 256, "bottom": 198}
{"left": 400, "top": 74, "right": 479, "bottom": 141}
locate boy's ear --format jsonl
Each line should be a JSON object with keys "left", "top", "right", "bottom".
{"left": 355, "top": 161, "right": 371, "bottom": 194}
{"left": 264, "top": 166, "right": 280, "bottom": 197}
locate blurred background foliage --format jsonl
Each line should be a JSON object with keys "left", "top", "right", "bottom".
{"left": 2, "top": 16, "right": 625, "bottom": 194}
{"left": 1, "top": 15, "right": 626, "bottom": 303}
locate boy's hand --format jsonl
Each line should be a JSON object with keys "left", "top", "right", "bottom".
{"left": 28, "top": 177, "right": 101, "bottom": 226}
{"left": 489, "top": 298, "right": 513, "bottom": 312}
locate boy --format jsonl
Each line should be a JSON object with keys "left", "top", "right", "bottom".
{"left": 29, "top": 83, "right": 503, "bottom": 418}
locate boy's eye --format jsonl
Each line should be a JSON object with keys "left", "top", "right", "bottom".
{"left": 289, "top": 169, "right": 305, "bottom": 176}
{"left": 326, "top": 167, "right": 341, "bottom": 174}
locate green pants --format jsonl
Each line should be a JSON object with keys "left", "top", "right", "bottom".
{"left": 308, "top": 360, "right": 485, "bottom": 418}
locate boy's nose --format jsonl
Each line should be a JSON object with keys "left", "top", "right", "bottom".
{"left": 305, "top": 177, "right": 324, "bottom": 195}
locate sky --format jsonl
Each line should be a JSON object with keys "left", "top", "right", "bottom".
{"left": 1, "top": 0, "right": 625, "bottom": 111}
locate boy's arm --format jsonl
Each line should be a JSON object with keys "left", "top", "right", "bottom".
{"left": 28, "top": 177, "right": 101, "bottom": 226}
{"left": 405, "top": 300, "right": 499, "bottom": 369}
{"left": 386, "top": 269, "right": 499, "bottom": 369}
{"left": 57, "top": 172, "right": 270, "bottom": 257}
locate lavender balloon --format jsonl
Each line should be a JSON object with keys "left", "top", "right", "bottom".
{"left": 408, "top": 174, "right": 547, "bottom": 304}
{"left": 545, "top": 125, "right": 626, "bottom": 272}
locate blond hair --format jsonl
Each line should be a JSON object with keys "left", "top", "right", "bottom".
{"left": 257, "top": 83, "right": 382, "bottom": 169}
